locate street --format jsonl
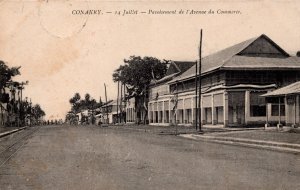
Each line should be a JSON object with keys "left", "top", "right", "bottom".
{"left": 0, "top": 125, "right": 300, "bottom": 190}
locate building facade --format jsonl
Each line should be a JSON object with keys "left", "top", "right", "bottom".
{"left": 148, "top": 34, "right": 300, "bottom": 127}
{"left": 147, "top": 61, "right": 195, "bottom": 125}
{"left": 125, "top": 61, "right": 195, "bottom": 125}
{"left": 101, "top": 99, "right": 126, "bottom": 124}
{"left": 262, "top": 81, "right": 300, "bottom": 127}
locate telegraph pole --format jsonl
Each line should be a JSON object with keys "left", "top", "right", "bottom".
{"left": 198, "top": 29, "right": 203, "bottom": 133}
{"left": 117, "top": 81, "right": 120, "bottom": 124}
{"left": 175, "top": 81, "right": 178, "bottom": 135}
{"left": 29, "top": 98, "right": 32, "bottom": 127}
{"left": 195, "top": 59, "right": 198, "bottom": 131}
{"left": 123, "top": 83, "right": 126, "bottom": 124}
{"left": 104, "top": 83, "right": 108, "bottom": 124}
{"left": 120, "top": 83, "right": 123, "bottom": 123}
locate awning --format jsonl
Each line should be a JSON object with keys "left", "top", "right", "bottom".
{"left": 262, "top": 81, "right": 300, "bottom": 97}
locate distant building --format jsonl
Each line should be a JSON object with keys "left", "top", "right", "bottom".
{"left": 148, "top": 34, "right": 300, "bottom": 127}
{"left": 101, "top": 99, "right": 125, "bottom": 124}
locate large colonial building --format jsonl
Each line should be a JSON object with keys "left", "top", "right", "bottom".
{"left": 148, "top": 34, "right": 300, "bottom": 127}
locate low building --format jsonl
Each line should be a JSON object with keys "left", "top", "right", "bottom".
{"left": 148, "top": 34, "right": 300, "bottom": 127}
{"left": 262, "top": 81, "right": 300, "bottom": 127}
{"left": 101, "top": 99, "right": 126, "bottom": 124}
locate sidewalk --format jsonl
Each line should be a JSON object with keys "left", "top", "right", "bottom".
{"left": 181, "top": 127, "right": 300, "bottom": 153}
{"left": 113, "top": 123, "right": 262, "bottom": 133}
{"left": 0, "top": 126, "right": 27, "bottom": 138}
{"left": 0, "top": 127, "right": 20, "bottom": 133}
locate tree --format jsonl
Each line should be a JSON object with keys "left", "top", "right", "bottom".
{"left": 69, "top": 93, "right": 81, "bottom": 113}
{"left": 67, "top": 93, "right": 100, "bottom": 124}
{"left": 32, "top": 104, "right": 45, "bottom": 119}
{"left": 112, "top": 56, "right": 167, "bottom": 97}
{"left": 0, "top": 60, "right": 20, "bottom": 90}
{"left": 30, "top": 104, "right": 45, "bottom": 125}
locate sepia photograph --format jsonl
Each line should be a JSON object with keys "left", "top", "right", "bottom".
{"left": 0, "top": 0, "right": 300, "bottom": 189}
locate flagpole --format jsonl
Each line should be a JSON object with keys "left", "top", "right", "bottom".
{"left": 198, "top": 29, "right": 203, "bottom": 133}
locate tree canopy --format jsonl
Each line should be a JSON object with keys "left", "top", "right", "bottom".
{"left": 32, "top": 104, "right": 46, "bottom": 120}
{"left": 112, "top": 56, "right": 168, "bottom": 97}
{"left": 0, "top": 60, "right": 20, "bottom": 89}
{"left": 69, "top": 93, "right": 100, "bottom": 113}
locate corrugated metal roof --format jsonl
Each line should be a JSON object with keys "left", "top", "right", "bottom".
{"left": 224, "top": 55, "right": 300, "bottom": 69}
{"left": 150, "top": 61, "right": 195, "bottom": 85}
{"left": 168, "top": 34, "right": 298, "bottom": 84}
{"left": 168, "top": 36, "right": 258, "bottom": 83}
{"left": 262, "top": 81, "right": 300, "bottom": 97}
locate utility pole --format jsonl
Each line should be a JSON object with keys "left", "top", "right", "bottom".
{"left": 123, "top": 83, "right": 126, "bottom": 124}
{"left": 117, "top": 81, "right": 120, "bottom": 124}
{"left": 198, "top": 29, "right": 203, "bottom": 133}
{"left": 195, "top": 60, "right": 198, "bottom": 131}
{"left": 29, "top": 98, "right": 32, "bottom": 127}
{"left": 175, "top": 81, "right": 178, "bottom": 135}
{"left": 104, "top": 83, "right": 108, "bottom": 124}
{"left": 18, "top": 81, "right": 28, "bottom": 127}
{"left": 120, "top": 83, "right": 123, "bottom": 123}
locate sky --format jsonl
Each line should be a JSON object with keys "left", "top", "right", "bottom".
{"left": 0, "top": 0, "right": 299, "bottom": 120}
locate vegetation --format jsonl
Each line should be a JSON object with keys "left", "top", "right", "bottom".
{"left": 112, "top": 56, "right": 168, "bottom": 97}
{"left": 69, "top": 93, "right": 101, "bottom": 113}
{"left": 0, "top": 60, "right": 45, "bottom": 126}
{"left": 66, "top": 93, "right": 102, "bottom": 124}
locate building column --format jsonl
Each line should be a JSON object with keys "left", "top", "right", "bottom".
{"left": 153, "top": 103, "right": 155, "bottom": 123}
{"left": 212, "top": 94, "right": 216, "bottom": 125}
{"left": 265, "top": 103, "right": 269, "bottom": 128}
{"left": 223, "top": 91, "right": 229, "bottom": 127}
{"left": 153, "top": 103, "right": 156, "bottom": 123}
{"left": 169, "top": 100, "right": 172, "bottom": 124}
{"left": 147, "top": 103, "right": 151, "bottom": 123}
{"left": 149, "top": 103, "right": 153, "bottom": 123}
{"left": 285, "top": 96, "right": 288, "bottom": 126}
{"left": 183, "top": 99, "right": 186, "bottom": 124}
{"left": 293, "top": 96, "right": 296, "bottom": 127}
{"left": 133, "top": 108, "right": 135, "bottom": 123}
{"left": 157, "top": 106, "right": 160, "bottom": 123}
{"left": 245, "top": 90, "right": 250, "bottom": 125}
{"left": 162, "top": 101, "right": 165, "bottom": 123}
{"left": 126, "top": 108, "right": 128, "bottom": 122}
{"left": 159, "top": 102, "right": 162, "bottom": 123}
{"left": 200, "top": 95, "right": 205, "bottom": 125}
{"left": 191, "top": 97, "right": 194, "bottom": 125}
